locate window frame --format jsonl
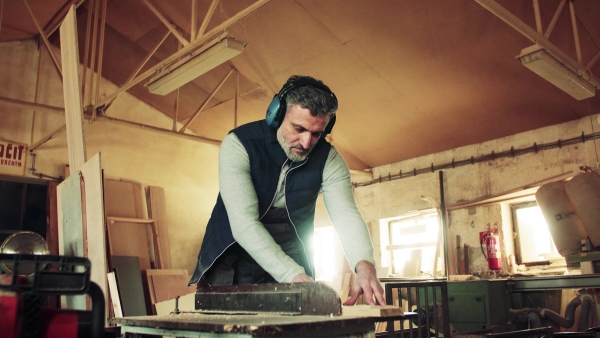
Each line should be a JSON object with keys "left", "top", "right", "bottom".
{"left": 511, "top": 200, "right": 559, "bottom": 265}
{"left": 384, "top": 209, "right": 442, "bottom": 277}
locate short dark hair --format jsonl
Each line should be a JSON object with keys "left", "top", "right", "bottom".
{"left": 283, "top": 75, "right": 338, "bottom": 119}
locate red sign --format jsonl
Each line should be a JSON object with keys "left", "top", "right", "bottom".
{"left": 0, "top": 139, "right": 27, "bottom": 176}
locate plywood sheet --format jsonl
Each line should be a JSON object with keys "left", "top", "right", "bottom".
{"left": 143, "top": 268, "right": 188, "bottom": 314}
{"left": 145, "top": 270, "right": 189, "bottom": 296}
{"left": 58, "top": 174, "right": 83, "bottom": 257}
{"left": 107, "top": 221, "right": 151, "bottom": 270}
{"left": 107, "top": 271, "right": 123, "bottom": 318}
{"left": 103, "top": 178, "right": 145, "bottom": 218}
{"left": 150, "top": 274, "right": 196, "bottom": 304}
{"left": 111, "top": 256, "right": 147, "bottom": 316}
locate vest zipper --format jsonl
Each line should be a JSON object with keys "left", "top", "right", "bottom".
{"left": 198, "top": 158, "right": 290, "bottom": 284}
{"left": 259, "top": 158, "right": 289, "bottom": 220}
{"left": 283, "top": 160, "right": 314, "bottom": 277}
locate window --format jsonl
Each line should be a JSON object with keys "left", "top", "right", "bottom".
{"left": 382, "top": 210, "right": 442, "bottom": 277}
{"left": 511, "top": 201, "right": 559, "bottom": 265}
{"left": 313, "top": 226, "right": 337, "bottom": 283}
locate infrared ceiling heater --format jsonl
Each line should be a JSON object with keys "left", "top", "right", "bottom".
{"left": 147, "top": 36, "right": 246, "bottom": 96}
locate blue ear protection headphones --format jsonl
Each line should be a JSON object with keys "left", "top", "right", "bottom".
{"left": 265, "top": 78, "right": 337, "bottom": 135}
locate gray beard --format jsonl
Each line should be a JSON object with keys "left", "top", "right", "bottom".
{"left": 277, "top": 127, "right": 309, "bottom": 162}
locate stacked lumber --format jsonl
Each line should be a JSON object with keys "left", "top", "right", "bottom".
{"left": 104, "top": 179, "right": 192, "bottom": 317}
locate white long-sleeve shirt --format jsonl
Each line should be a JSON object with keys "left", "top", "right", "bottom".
{"left": 219, "top": 132, "right": 376, "bottom": 283}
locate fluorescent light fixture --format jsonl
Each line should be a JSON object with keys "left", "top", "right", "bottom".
{"left": 517, "top": 45, "right": 595, "bottom": 100}
{"left": 147, "top": 37, "right": 246, "bottom": 95}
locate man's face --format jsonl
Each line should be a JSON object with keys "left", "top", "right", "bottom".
{"left": 277, "top": 104, "right": 329, "bottom": 162}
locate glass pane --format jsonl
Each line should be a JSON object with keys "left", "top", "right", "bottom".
{"left": 388, "top": 212, "right": 440, "bottom": 276}
{"left": 513, "top": 203, "right": 558, "bottom": 264}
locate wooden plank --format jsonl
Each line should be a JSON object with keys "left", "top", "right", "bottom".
{"left": 143, "top": 269, "right": 188, "bottom": 314}
{"left": 148, "top": 218, "right": 162, "bottom": 268}
{"left": 456, "top": 235, "right": 463, "bottom": 275}
{"left": 147, "top": 186, "right": 172, "bottom": 269}
{"left": 45, "top": 182, "right": 59, "bottom": 309}
{"left": 446, "top": 171, "right": 573, "bottom": 211}
{"left": 340, "top": 272, "right": 352, "bottom": 302}
{"left": 154, "top": 292, "right": 195, "bottom": 316}
{"left": 342, "top": 305, "right": 404, "bottom": 318}
{"left": 106, "top": 216, "right": 154, "bottom": 224}
{"left": 464, "top": 244, "right": 470, "bottom": 274}
{"left": 80, "top": 153, "right": 109, "bottom": 321}
{"left": 150, "top": 274, "right": 196, "bottom": 304}
{"left": 107, "top": 271, "right": 123, "bottom": 318}
{"left": 46, "top": 181, "right": 59, "bottom": 256}
{"left": 375, "top": 320, "right": 386, "bottom": 333}
{"left": 111, "top": 256, "right": 147, "bottom": 316}
{"left": 59, "top": 4, "right": 87, "bottom": 172}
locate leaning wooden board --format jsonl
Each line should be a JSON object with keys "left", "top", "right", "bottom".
{"left": 143, "top": 268, "right": 188, "bottom": 314}
{"left": 151, "top": 274, "right": 196, "bottom": 304}
{"left": 341, "top": 305, "right": 404, "bottom": 318}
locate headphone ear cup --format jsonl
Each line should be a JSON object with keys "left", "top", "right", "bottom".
{"left": 266, "top": 95, "right": 283, "bottom": 128}
{"left": 324, "top": 114, "right": 336, "bottom": 135}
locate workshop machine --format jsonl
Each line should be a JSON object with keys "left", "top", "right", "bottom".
{"left": 112, "top": 282, "right": 407, "bottom": 338}
{"left": 383, "top": 275, "right": 600, "bottom": 337}
{"left": 0, "top": 253, "right": 104, "bottom": 338}
{"left": 434, "top": 172, "right": 599, "bottom": 335}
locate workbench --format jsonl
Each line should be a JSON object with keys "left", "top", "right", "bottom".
{"left": 111, "top": 312, "right": 396, "bottom": 337}
{"left": 110, "top": 283, "right": 406, "bottom": 337}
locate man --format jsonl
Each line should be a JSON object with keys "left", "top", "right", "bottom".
{"left": 189, "top": 75, "right": 385, "bottom": 305}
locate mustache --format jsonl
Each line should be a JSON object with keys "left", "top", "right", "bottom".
{"left": 290, "top": 144, "right": 306, "bottom": 151}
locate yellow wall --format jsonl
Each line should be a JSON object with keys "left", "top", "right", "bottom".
{"left": 0, "top": 40, "right": 220, "bottom": 273}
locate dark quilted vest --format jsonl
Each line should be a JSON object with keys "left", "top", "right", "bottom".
{"left": 189, "top": 120, "right": 331, "bottom": 284}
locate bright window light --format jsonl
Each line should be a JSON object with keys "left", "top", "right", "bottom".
{"left": 385, "top": 211, "right": 441, "bottom": 277}
{"left": 313, "top": 227, "right": 337, "bottom": 283}
{"left": 512, "top": 202, "right": 559, "bottom": 264}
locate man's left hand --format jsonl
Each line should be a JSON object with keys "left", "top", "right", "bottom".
{"left": 343, "top": 260, "right": 386, "bottom": 306}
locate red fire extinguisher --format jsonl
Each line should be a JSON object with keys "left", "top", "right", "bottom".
{"left": 484, "top": 233, "right": 503, "bottom": 270}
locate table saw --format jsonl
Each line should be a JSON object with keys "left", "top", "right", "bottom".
{"left": 110, "top": 282, "right": 407, "bottom": 337}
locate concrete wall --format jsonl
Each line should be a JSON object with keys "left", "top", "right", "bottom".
{"left": 354, "top": 112, "right": 600, "bottom": 277}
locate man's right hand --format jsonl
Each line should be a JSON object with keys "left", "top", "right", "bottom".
{"left": 291, "top": 273, "right": 314, "bottom": 283}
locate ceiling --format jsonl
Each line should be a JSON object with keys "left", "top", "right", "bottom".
{"left": 1, "top": 0, "right": 600, "bottom": 171}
